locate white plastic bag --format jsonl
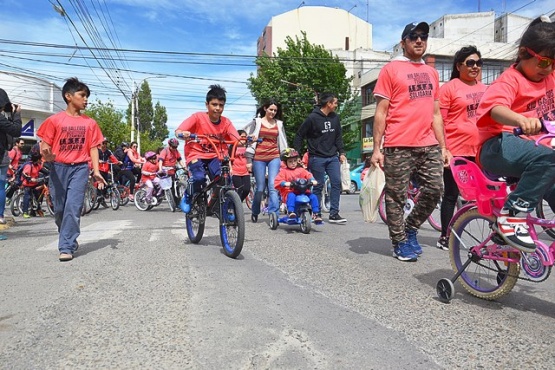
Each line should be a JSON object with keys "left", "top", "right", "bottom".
{"left": 340, "top": 162, "right": 351, "bottom": 192}
{"left": 359, "top": 165, "right": 385, "bottom": 222}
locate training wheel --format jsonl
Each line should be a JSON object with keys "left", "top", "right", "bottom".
{"left": 436, "top": 278, "right": 455, "bottom": 303}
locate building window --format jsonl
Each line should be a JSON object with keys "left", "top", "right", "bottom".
{"left": 362, "top": 82, "right": 376, "bottom": 106}
{"left": 482, "top": 62, "right": 508, "bottom": 84}
{"left": 433, "top": 58, "right": 453, "bottom": 83}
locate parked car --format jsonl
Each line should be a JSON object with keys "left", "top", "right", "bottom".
{"left": 346, "top": 163, "right": 364, "bottom": 194}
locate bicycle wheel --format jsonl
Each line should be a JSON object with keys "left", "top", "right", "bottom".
{"left": 134, "top": 189, "right": 151, "bottom": 211}
{"left": 245, "top": 186, "right": 254, "bottom": 210}
{"left": 118, "top": 185, "right": 130, "bottom": 206}
{"left": 110, "top": 187, "right": 120, "bottom": 210}
{"left": 11, "top": 192, "right": 23, "bottom": 217}
{"left": 320, "top": 178, "right": 331, "bottom": 213}
{"left": 378, "top": 189, "right": 387, "bottom": 223}
{"left": 536, "top": 199, "right": 555, "bottom": 239}
{"left": 449, "top": 207, "right": 519, "bottom": 300}
{"left": 300, "top": 211, "right": 312, "bottom": 234}
{"left": 219, "top": 190, "right": 245, "bottom": 258}
{"left": 186, "top": 193, "right": 206, "bottom": 244}
{"left": 165, "top": 189, "right": 176, "bottom": 212}
{"left": 46, "top": 193, "right": 54, "bottom": 215}
{"left": 427, "top": 197, "right": 442, "bottom": 231}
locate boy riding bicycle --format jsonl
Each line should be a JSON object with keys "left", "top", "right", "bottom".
{"left": 21, "top": 149, "right": 44, "bottom": 218}
{"left": 174, "top": 84, "right": 240, "bottom": 213}
{"left": 274, "top": 148, "right": 321, "bottom": 223}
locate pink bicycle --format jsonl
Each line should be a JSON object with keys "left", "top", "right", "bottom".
{"left": 437, "top": 120, "right": 555, "bottom": 302}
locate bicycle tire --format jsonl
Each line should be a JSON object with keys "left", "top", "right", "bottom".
{"left": 219, "top": 190, "right": 244, "bottom": 258}
{"left": 165, "top": 189, "right": 176, "bottom": 212}
{"left": 246, "top": 187, "right": 254, "bottom": 210}
{"left": 378, "top": 189, "right": 387, "bottom": 224}
{"left": 46, "top": 193, "right": 54, "bottom": 215}
{"left": 536, "top": 199, "right": 555, "bottom": 239}
{"left": 427, "top": 198, "right": 442, "bottom": 231}
{"left": 300, "top": 211, "right": 311, "bottom": 234}
{"left": 11, "top": 192, "right": 23, "bottom": 217}
{"left": 320, "top": 178, "right": 331, "bottom": 213}
{"left": 118, "top": 185, "right": 130, "bottom": 206}
{"left": 134, "top": 189, "right": 151, "bottom": 211}
{"left": 110, "top": 187, "right": 120, "bottom": 210}
{"left": 449, "top": 207, "right": 519, "bottom": 300}
{"left": 186, "top": 193, "right": 206, "bottom": 244}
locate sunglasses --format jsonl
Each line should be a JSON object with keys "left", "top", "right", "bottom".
{"left": 526, "top": 48, "right": 554, "bottom": 69}
{"left": 464, "top": 59, "right": 483, "bottom": 68}
{"left": 406, "top": 32, "right": 428, "bottom": 42}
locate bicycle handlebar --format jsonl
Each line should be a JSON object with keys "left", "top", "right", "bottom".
{"left": 513, "top": 120, "right": 555, "bottom": 145}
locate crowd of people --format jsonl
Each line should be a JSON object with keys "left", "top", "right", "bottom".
{"left": 0, "top": 16, "right": 553, "bottom": 265}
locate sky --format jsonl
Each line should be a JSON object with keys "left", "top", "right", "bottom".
{"left": 0, "top": 0, "right": 553, "bottom": 141}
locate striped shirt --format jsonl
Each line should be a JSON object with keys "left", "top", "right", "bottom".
{"left": 254, "top": 124, "right": 279, "bottom": 161}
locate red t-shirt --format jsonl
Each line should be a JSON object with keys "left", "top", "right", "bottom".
{"left": 141, "top": 161, "right": 158, "bottom": 182}
{"left": 8, "top": 147, "right": 22, "bottom": 176}
{"left": 373, "top": 60, "right": 440, "bottom": 147}
{"left": 232, "top": 145, "right": 249, "bottom": 176}
{"left": 177, "top": 112, "right": 239, "bottom": 165}
{"left": 158, "top": 147, "right": 182, "bottom": 174}
{"left": 477, "top": 65, "right": 555, "bottom": 145}
{"left": 274, "top": 166, "right": 315, "bottom": 201}
{"left": 439, "top": 78, "right": 487, "bottom": 156}
{"left": 37, "top": 112, "right": 104, "bottom": 164}
{"left": 22, "top": 162, "right": 43, "bottom": 187}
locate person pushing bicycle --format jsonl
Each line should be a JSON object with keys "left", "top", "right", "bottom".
{"left": 174, "top": 84, "right": 240, "bottom": 213}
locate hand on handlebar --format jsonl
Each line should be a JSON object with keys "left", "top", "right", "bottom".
{"left": 513, "top": 117, "right": 544, "bottom": 136}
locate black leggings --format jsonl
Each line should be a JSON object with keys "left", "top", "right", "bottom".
{"left": 440, "top": 156, "right": 474, "bottom": 236}
{"left": 232, "top": 175, "right": 251, "bottom": 202}
{"left": 116, "top": 169, "right": 136, "bottom": 194}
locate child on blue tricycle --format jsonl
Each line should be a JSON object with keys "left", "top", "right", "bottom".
{"left": 271, "top": 148, "right": 322, "bottom": 233}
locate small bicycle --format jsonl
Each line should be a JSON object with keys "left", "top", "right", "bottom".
{"left": 437, "top": 120, "right": 555, "bottom": 302}
{"left": 134, "top": 173, "right": 175, "bottom": 211}
{"left": 11, "top": 176, "right": 54, "bottom": 217}
{"left": 179, "top": 133, "right": 245, "bottom": 259}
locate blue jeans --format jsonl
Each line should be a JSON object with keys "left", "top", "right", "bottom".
{"left": 49, "top": 163, "right": 89, "bottom": 255}
{"left": 480, "top": 133, "right": 555, "bottom": 213}
{"left": 252, "top": 158, "right": 280, "bottom": 215}
{"left": 286, "top": 192, "right": 320, "bottom": 214}
{"left": 0, "top": 165, "right": 7, "bottom": 217}
{"left": 308, "top": 156, "right": 341, "bottom": 216}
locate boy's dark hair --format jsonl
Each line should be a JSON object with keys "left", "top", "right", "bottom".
{"left": 62, "top": 77, "right": 90, "bottom": 104}
{"left": 450, "top": 45, "right": 481, "bottom": 80}
{"left": 518, "top": 16, "right": 555, "bottom": 61}
{"left": 206, "top": 84, "right": 226, "bottom": 103}
{"left": 319, "top": 93, "right": 336, "bottom": 107}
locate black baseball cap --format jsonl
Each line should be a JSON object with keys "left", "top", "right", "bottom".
{"left": 401, "top": 21, "right": 429, "bottom": 40}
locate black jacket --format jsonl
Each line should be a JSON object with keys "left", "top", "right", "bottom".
{"left": 294, "top": 107, "right": 344, "bottom": 158}
{"left": 0, "top": 89, "right": 22, "bottom": 160}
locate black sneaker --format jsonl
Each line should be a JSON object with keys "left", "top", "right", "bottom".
{"left": 436, "top": 236, "right": 449, "bottom": 251}
{"left": 328, "top": 214, "right": 347, "bottom": 224}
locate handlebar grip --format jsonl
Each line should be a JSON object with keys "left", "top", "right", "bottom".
{"left": 513, "top": 127, "right": 523, "bottom": 136}
{"left": 177, "top": 133, "right": 184, "bottom": 138}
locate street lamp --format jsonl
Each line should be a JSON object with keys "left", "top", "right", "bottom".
{"left": 130, "top": 75, "right": 165, "bottom": 153}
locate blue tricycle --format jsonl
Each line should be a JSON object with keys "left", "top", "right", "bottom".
{"left": 269, "top": 179, "right": 321, "bottom": 234}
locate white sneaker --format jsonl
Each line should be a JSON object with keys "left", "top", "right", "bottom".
{"left": 493, "top": 208, "right": 535, "bottom": 252}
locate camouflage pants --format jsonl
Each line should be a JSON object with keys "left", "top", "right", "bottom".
{"left": 384, "top": 146, "right": 443, "bottom": 244}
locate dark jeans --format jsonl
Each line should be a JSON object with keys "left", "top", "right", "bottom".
{"left": 480, "top": 132, "right": 555, "bottom": 213}
{"left": 308, "top": 155, "right": 341, "bottom": 216}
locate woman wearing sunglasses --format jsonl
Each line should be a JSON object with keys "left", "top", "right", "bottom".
{"left": 476, "top": 16, "right": 555, "bottom": 253}
{"left": 436, "top": 45, "right": 487, "bottom": 251}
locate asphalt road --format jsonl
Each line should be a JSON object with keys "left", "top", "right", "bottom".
{"left": 1, "top": 194, "right": 554, "bottom": 369}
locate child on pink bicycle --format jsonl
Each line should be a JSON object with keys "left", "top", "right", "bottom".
{"left": 476, "top": 16, "right": 555, "bottom": 253}
{"left": 141, "top": 151, "right": 161, "bottom": 203}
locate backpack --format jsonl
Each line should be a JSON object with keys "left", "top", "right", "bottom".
{"left": 13, "top": 161, "right": 31, "bottom": 187}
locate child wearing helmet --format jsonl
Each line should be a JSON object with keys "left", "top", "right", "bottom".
{"left": 274, "top": 148, "right": 321, "bottom": 222}
{"left": 141, "top": 151, "right": 160, "bottom": 202}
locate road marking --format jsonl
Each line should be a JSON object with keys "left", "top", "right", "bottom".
{"left": 37, "top": 220, "right": 133, "bottom": 251}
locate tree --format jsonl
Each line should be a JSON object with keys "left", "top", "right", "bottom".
{"left": 247, "top": 32, "right": 360, "bottom": 152}
{"left": 86, "top": 99, "right": 129, "bottom": 148}
{"left": 150, "top": 101, "right": 169, "bottom": 141}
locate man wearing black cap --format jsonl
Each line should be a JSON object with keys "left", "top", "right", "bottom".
{"left": 370, "top": 21, "right": 448, "bottom": 262}
{"left": 0, "top": 88, "right": 22, "bottom": 238}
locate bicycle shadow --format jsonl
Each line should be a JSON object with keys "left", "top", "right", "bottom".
{"left": 416, "top": 269, "right": 555, "bottom": 319}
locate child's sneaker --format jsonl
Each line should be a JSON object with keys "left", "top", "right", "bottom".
{"left": 180, "top": 195, "right": 191, "bottom": 213}
{"left": 23, "top": 213, "right": 31, "bottom": 219}
{"left": 436, "top": 236, "right": 449, "bottom": 251}
{"left": 405, "top": 228, "right": 423, "bottom": 255}
{"left": 493, "top": 208, "right": 535, "bottom": 252}
{"left": 288, "top": 212, "right": 297, "bottom": 219}
{"left": 393, "top": 240, "right": 418, "bottom": 262}
{"left": 314, "top": 214, "right": 323, "bottom": 224}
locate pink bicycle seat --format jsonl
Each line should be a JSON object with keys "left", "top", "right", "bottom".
{"left": 450, "top": 157, "right": 507, "bottom": 215}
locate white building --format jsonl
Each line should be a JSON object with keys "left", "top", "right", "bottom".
{"left": 0, "top": 72, "right": 64, "bottom": 143}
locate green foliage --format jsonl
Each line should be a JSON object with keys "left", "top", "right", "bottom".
{"left": 247, "top": 32, "right": 360, "bottom": 153}
{"left": 151, "top": 102, "right": 169, "bottom": 141}
{"left": 85, "top": 99, "right": 129, "bottom": 149}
